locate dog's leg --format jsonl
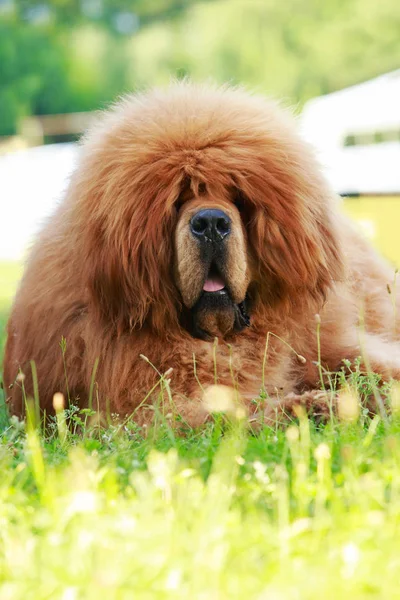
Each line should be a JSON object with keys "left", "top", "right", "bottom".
{"left": 359, "top": 333, "right": 400, "bottom": 381}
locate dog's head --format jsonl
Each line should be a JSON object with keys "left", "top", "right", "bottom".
{"left": 74, "top": 83, "right": 343, "bottom": 339}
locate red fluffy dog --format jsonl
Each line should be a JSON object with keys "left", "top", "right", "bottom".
{"left": 4, "top": 83, "right": 400, "bottom": 425}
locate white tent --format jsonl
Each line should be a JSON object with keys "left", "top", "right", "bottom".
{"left": 0, "top": 143, "right": 78, "bottom": 260}
{"left": 300, "top": 70, "right": 400, "bottom": 195}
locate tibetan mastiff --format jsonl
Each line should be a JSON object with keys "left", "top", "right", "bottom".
{"left": 4, "top": 82, "right": 400, "bottom": 425}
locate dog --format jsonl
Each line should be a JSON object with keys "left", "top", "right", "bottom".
{"left": 4, "top": 82, "right": 400, "bottom": 426}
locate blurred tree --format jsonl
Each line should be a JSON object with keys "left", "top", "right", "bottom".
{"left": 16, "top": 0, "right": 197, "bottom": 30}
{"left": 0, "top": 0, "right": 399, "bottom": 137}
{"left": 130, "top": 0, "right": 400, "bottom": 109}
{"left": 0, "top": 0, "right": 204, "bottom": 135}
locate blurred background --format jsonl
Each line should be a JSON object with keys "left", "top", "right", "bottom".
{"left": 1, "top": 0, "right": 400, "bottom": 307}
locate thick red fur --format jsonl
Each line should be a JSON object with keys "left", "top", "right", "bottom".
{"left": 4, "top": 82, "right": 400, "bottom": 425}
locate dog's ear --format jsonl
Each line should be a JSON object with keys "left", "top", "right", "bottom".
{"left": 250, "top": 200, "right": 343, "bottom": 307}
{"left": 79, "top": 174, "right": 183, "bottom": 335}
{"left": 237, "top": 172, "right": 344, "bottom": 310}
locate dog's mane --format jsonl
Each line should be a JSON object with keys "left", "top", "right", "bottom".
{"left": 60, "top": 82, "right": 343, "bottom": 336}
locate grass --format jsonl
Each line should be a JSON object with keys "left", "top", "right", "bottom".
{"left": 0, "top": 261, "right": 21, "bottom": 428}
{"left": 1, "top": 262, "right": 400, "bottom": 598}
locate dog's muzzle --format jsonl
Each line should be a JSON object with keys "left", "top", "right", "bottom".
{"left": 190, "top": 208, "right": 231, "bottom": 294}
{"left": 185, "top": 207, "right": 251, "bottom": 339}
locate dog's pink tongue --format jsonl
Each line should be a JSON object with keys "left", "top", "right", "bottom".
{"left": 203, "top": 276, "right": 225, "bottom": 292}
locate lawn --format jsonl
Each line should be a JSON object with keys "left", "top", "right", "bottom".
{"left": 1, "top": 262, "right": 400, "bottom": 598}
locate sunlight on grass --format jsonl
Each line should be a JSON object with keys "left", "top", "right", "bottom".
{"left": 0, "top": 262, "right": 21, "bottom": 425}
{"left": 0, "top": 262, "right": 22, "bottom": 308}
{"left": 1, "top": 401, "right": 400, "bottom": 597}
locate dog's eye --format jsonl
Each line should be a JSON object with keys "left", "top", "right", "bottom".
{"left": 234, "top": 195, "right": 245, "bottom": 212}
{"left": 175, "top": 198, "right": 184, "bottom": 213}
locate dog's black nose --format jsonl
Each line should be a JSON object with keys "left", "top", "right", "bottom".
{"left": 190, "top": 209, "right": 231, "bottom": 242}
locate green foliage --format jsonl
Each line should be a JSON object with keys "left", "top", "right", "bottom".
{"left": 1, "top": 0, "right": 400, "bottom": 135}
{"left": 1, "top": 404, "right": 400, "bottom": 596}
{"left": 0, "top": 0, "right": 203, "bottom": 135}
